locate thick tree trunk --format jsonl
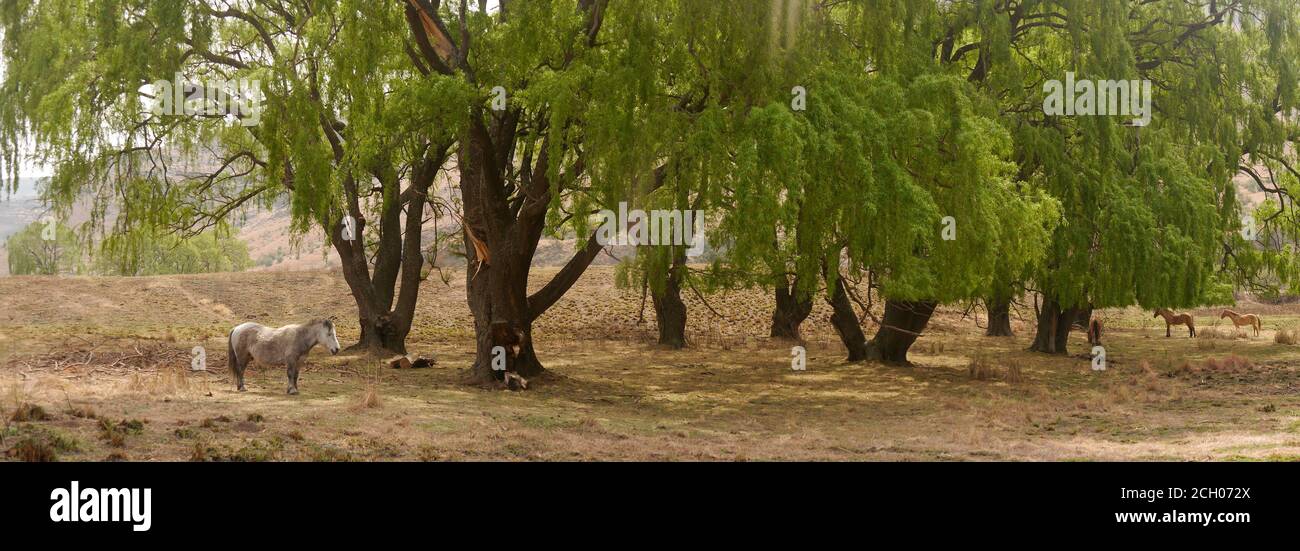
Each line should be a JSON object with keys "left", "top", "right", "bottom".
{"left": 827, "top": 275, "right": 869, "bottom": 361}
{"left": 652, "top": 280, "right": 687, "bottom": 348}
{"left": 1029, "top": 295, "right": 1081, "bottom": 354}
{"left": 466, "top": 256, "right": 543, "bottom": 382}
{"left": 771, "top": 276, "right": 813, "bottom": 340}
{"left": 354, "top": 314, "right": 411, "bottom": 354}
{"left": 458, "top": 130, "right": 605, "bottom": 384}
{"left": 864, "top": 300, "right": 937, "bottom": 365}
{"left": 985, "top": 296, "right": 1013, "bottom": 337}
{"left": 651, "top": 251, "right": 688, "bottom": 348}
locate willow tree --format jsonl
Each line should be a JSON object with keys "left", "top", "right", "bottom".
{"left": 713, "top": 1, "right": 1058, "bottom": 364}
{"left": 927, "top": 0, "right": 1300, "bottom": 353}
{"left": 402, "top": 0, "right": 702, "bottom": 379}
{"left": 609, "top": 0, "right": 794, "bottom": 348}
{"left": 5, "top": 220, "right": 81, "bottom": 275}
{"left": 0, "top": 0, "right": 459, "bottom": 353}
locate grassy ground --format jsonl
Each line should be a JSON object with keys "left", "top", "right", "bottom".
{"left": 2, "top": 267, "right": 1299, "bottom": 461}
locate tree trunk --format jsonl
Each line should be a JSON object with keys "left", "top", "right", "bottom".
{"left": 457, "top": 130, "right": 605, "bottom": 384}
{"left": 827, "top": 275, "right": 869, "bottom": 361}
{"left": 864, "top": 300, "right": 937, "bottom": 365}
{"left": 985, "top": 296, "right": 1013, "bottom": 337}
{"left": 1029, "top": 295, "right": 1081, "bottom": 354}
{"left": 329, "top": 146, "right": 448, "bottom": 356}
{"left": 1072, "top": 307, "right": 1093, "bottom": 330}
{"left": 651, "top": 250, "right": 688, "bottom": 348}
{"left": 771, "top": 276, "right": 813, "bottom": 340}
{"left": 466, "top": 251, "right": 543, "bottom": 382}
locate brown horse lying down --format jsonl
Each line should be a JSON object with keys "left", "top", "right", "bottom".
{"left": 1154, "top": 308, "right": 1196, "bottom": 338}
{"left": 1220, "top": 309, "right": 1262, "bottom": 337}
{"left": 228, "top": 319, "right": 341, "bottom": 394}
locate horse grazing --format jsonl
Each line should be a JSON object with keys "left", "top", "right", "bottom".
{"left": 1153, "top": 308, "right": 1196, "bottom": 338}
{"left": 1087, "top": 318, "right": 1103, "bottom": 345}
{"left": 1220, "top": 309, "right": 1262, "bottom": 336}
{"left": 228, "top": 319, "right": 341, "bottom": 394}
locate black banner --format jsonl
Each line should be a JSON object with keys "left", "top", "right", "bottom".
{"left": 1, "top": 462, "right": 1291, "bottom": 541}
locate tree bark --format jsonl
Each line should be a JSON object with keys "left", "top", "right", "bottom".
{"left": 771, "top": 276, "right": 813, "bottom": 340}
{"left": 985, "top": 296, "right": 1013, "bottom": 337}
{"left": 651, "top": 249, "right": 688, "bottom": 348}
{"left": 864, "top": 300, "right": 937, "bottom": 365}
{"left": 826, "top": 275, "right": 869, "bottom": 361}
{"left": 1029, "top": 295, "right": 1081, "bottom": 354}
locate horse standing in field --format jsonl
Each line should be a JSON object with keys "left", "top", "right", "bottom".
{"left": 1220, "top": 309, "right": 1262, "bottom": 337}
{"left": 228, "top": 319, "right": 341, "bottom": 394}
{"left": 1087, "top": 318, "right": 1103, "bottom": 345}
{"left": 1153, "top": 308, "right": 1196, "bottom": 338}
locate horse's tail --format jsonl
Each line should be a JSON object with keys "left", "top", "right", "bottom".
{"left": 227, "top": 327, "right": 238, "bottom": 377}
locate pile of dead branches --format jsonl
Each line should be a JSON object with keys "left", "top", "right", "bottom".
{"left": 6, "top": 338, "right": 206, "bottom": 378}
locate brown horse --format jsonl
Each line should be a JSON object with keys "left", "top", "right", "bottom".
{"left": 1154, "top": 308, "right": 1196, "bottom": 337}
{"left": 1220, "top": 309, "right": 1261, "bottom": 336}
{"left": 1087, "top": 318, "right": 1103, "bottom": 345}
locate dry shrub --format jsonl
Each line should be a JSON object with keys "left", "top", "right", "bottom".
{"left": 10, "top": 438, "right": 56, "bottom": 462}
{"left": 1198, "top": 327, "right": 1223, "bottom": 339}
{"left": 1173, "top": 354, "right": 1255, "bottom": 376}
{"left": 1136, "top": 360, "right": 1164, "bottom": 392}
{"left": 1275, "top": 329, "right": 1299, "bottom": 345}
{"left": 967, "top": 356, "right": 996, "bottom": 381}
{"left": 190, "top": 442, "right": 210, "bottom": 462}
{"left": 96, "top": 418, "right": 143, "bottom": 448}
{"left": 10, "top": 403, "right": 50, "bottom": 422}
{"left": 353, "top": 385, "right": 382, "bottom": 410}
{"left": 1103, "top": 360, "right": 1175, "bottom": 405}
{"left": 125, "top": 365, "right": 192, "bottom": 395}
{"left": 1005, "top": 364, "right": 1025, "bottom": 384}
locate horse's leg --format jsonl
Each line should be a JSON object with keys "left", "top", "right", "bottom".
{"left": 1165, "top": 322, "right": 1171, "bottom": 337}
{"left": 233, "top": 353, "right": 248, "bottom": 392}
{"left": 286, "top": 360, "right": 299, "bottom": 395}
{"left": 1189, "top": 321, "right": 1196, "bottom": 337}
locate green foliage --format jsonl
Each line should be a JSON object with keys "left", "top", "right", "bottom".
{"left": 4, "top": 0, "right": 1300, "bottom": 327}
{"left": 6, "top": 220, "right": 81, "bottom": 275}
{"left": 6, "top": 218, "right": 247, "bottom": 276}
{"left": 93, "top": 227, "right": 252, "bottom": 276}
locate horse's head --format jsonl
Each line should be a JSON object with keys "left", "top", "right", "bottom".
{"left": 318, "top": 319, "right": 340, "bottom": 354}
{"left": 1153, "top": 309, "right": 1162, "bottom": 318}
{"left": 1219, "top": 310, "right": 1229, "bottom": 319}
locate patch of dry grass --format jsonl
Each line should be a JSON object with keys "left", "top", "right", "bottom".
{"left": 353, "top": 385, "right": 382, "bottom": 410}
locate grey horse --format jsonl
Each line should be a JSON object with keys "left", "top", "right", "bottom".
{"left": 227, "top": 319, "right": 341, "bottom": 394}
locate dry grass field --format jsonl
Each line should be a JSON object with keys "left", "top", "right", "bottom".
{"left": 2, "top": 267, "right": 1299, "bottom": 461}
